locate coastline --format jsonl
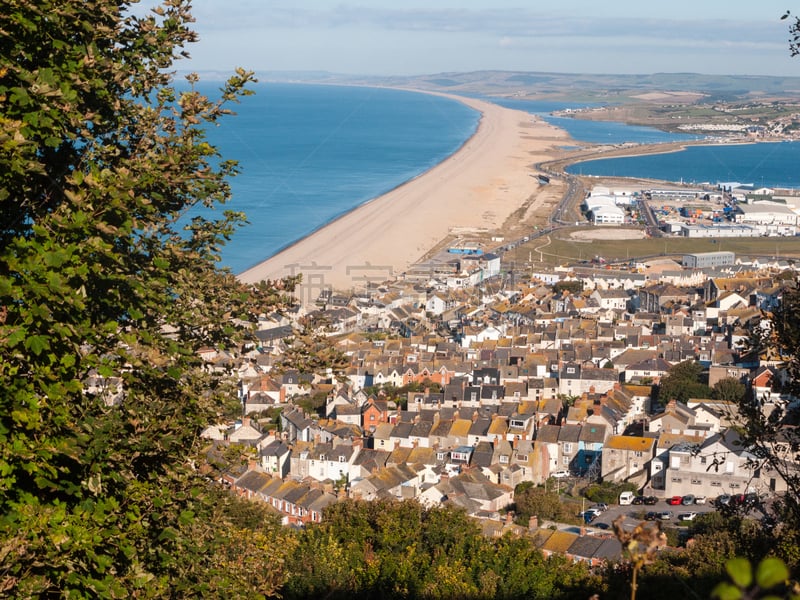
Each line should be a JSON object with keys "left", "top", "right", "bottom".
{"left": 237, "top": 91, "right": 570, "bottom": 300}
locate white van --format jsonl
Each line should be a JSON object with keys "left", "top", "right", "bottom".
{"left": 619, "top": 491, "right": 635, "bottom": 505}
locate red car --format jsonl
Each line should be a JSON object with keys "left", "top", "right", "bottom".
{"left": 667, "top": 496, "right": 683, "bottom": 505}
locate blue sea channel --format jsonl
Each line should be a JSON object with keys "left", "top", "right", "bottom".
{"left": 191, "top": 83, "right": 799, "bottom": 273}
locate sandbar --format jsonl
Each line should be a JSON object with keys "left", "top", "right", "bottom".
{"left": 237, "top": 92, "right": 569, "bottom": 299}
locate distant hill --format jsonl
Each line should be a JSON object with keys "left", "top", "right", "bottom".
{"left": 251, "top": 70, "right": 800, "bottom": 104}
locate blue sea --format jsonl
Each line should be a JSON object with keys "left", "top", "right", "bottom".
{"left": 197, "top": 83, "right": 479, "bottom": 274}
{"left": 565, "top": 142, "right": 800, "bottom": 189}
{"left": 487, "top": 98, "right": 699, "bottom": 145}
{"left": 193, "top": 83, "right": 799, "bottom": 273}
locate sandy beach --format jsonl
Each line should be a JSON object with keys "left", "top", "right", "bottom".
{"left": 238, "top": 93, "right": 569, "bottom": 298}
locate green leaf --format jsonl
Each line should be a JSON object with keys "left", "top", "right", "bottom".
{"left": 725, "top": 558, "right": 752, "bottom": 589}
{"left": 712, "top": 582, "right": 743, "bottom": 600}
{"left": 25, "top": 334, "right": 50, "bottom": 356}
{"left": 755, "top": 557, "right": 788, "bottom": 589}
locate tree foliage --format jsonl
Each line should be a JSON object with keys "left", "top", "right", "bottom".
{"left": 0, "top": 0, "right": 295, "bottom": 595}
{"left": 783, "top": 10, "right": 800, "bottom": 57}
{"left": 513, "top": 486, "right": 575, "bottom": 524}
{"left": 282, "top": 499, "right": 599, "bottom": 600}
{"left": 711, "top": 376, "right": 747, "bottom": 402}
{"left": 657, "top": 359, "right": 710, "bottom": 404}
{"left": 736, "top": 279, "right": 800, "bottom": 565}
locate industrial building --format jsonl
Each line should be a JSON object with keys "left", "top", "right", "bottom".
{"left": 682, "top": 251, "right": 735, "bottom": 269}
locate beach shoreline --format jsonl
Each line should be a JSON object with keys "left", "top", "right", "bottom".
{"left": 237, "top": 90, "right": 570, "bottom": 301}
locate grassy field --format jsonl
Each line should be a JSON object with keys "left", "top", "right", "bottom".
{"left": 505, "top": 228, "right": 800, "bottom": 267}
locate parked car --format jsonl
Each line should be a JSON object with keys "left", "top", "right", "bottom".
{"left": 644, "top": 496, "right": 658, "bottom": 505}
{"left": 658, "top": 511, "right": 673, "bottom": 520}
{"left": 644, "top": 511, "right": 659, "bottom": 521}
{"left": 591, "top": 503, "right": 609, "bottom": 512}
{"left": 582, "top": 508, "right": 602, "bottom": 523}
{"left": 551, "top": 470, "right": 571, "bottom": 479}
{"left": 667, "top": 496, "right": 683, "bottom": 505}
{"left": 593, "top": 522, "right": 611, "bottom": 530}
{"left": 715, "top": 494, "right": 732, "bottom": 507}
{"left": 681, "top": 494, "right": 696, "bottom": 505}
{"left": 694, "top": 496, "right": 707, "bottom": 505}
{"left": 678, "top": 512, "right": 697, "bottom": 521}
{"left": 632, "top": 495, "right": 646, "bottom": 505}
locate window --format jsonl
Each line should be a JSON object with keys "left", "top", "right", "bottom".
{"left": 634, "top": 451, "right": 643, "bottom": 457}
{"left": 700, "top": 456, "right": 707, "bottom": 465}
{"left": 711, "top": 481, "right": 722, "bottom": 487}
{"left": 671, "top": 477, "right": 682, "bottom": 482}
{"left": 563, "top": 443, "right": 573, "bottom": 454}
{"left": 566, "top": 367, "right": 575, "bottom": 374}
{"left": 499, "top": 455, "right": 509, "bottom": 464}
{"left": 730, "top": 482, "right": 740, "bottom": 488}
{"left": 562, "top": 456, "right": 570, "bottom": 465}
{"left": 516, "top": 454, "right": 528, "bottom": 462}
{"left": 339, "top": 455, "right": 346, "bottom": 463}
{"left": 691, "top": 479, "right": 701, "bottom": 485}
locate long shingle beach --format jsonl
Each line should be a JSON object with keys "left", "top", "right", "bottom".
{"left": 237, "top": 94, "right": 569, "bottom": 298}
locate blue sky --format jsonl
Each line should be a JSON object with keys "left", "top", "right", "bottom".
{"left": 170, "top": 1, "right": 800, "bottom": 77}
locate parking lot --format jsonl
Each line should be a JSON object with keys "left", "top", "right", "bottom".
{"left": 582, "top": 495, "right": 722, "bottom": 530}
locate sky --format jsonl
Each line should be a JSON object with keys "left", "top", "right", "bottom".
{"left": 163, "top": 1, "right": 800, "bottom": 78}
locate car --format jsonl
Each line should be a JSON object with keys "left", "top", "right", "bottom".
{"left": 694, "top": 496, "right": 707, "bottom": 505}
{"left": 551, "top": 470, "right": 571, "bottom": 479}
{"left": 591, "top": 503, "right": 609, "bottom": 512}
{"left": 593, "top": 522, "right": 611, "bottom": 530}
{"left": 632, "top": 495, "right": 646, "bottom": 505}
{"left": 716, "top": 494, "right": 732, "bottom": 507}
{"left": 678, "top": 512, "right": 697, "bottom": 521}
{"left": 667, "top": 496, "right": 683, "bottom": 505}
{"left": 644, "top": 496, "right": 658, "bottom": 505}
{"left": 658, "top": 511, "right": 673, "bottom": 520}
{"left": 582, "top": 508, "right": 602, "bottom": 523}
{"left": 644, "top": 511, "right": 659, "bottom": 521}
{"left": 681, "top": 494, "right": 696, "bottom": 506}
{"left": 744, "top": 493, "right": 760, "bottom": 507}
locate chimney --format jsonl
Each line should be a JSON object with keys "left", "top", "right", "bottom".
{"left": 528, "top": 515, "right": 538, "bottom": 531}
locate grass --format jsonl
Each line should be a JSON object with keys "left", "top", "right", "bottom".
{"left": 504, "top": 228, "right": 800, "bottom": 267}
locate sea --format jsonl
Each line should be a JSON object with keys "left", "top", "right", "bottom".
{"left": 197, "top": 82, "right": 479, "bottom": 274}
{"left": 192, "top": 83, "right": 799, "bottom": 273}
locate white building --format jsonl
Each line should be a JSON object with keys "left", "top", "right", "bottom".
{"left": 733, "top": 204, "right": 799, "bottom": 235}
{"left": 682, "top": 251, "right": 735, "bottom": 269}
{"left": 591, "top": 204, "right": 625, "bottom": 225}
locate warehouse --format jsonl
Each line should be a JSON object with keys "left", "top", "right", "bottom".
{"left": 682, "top": 251, "right": 735, "bottom": 269}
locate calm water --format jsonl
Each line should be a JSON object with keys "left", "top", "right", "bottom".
{"left": 197, "top": 83, "right": 479, "bottom": 274}
{"left": 488, "top": 98, "right": 698, "bottom": 145}
{"left": 565, "top": 141, "right": 800, "bottom": 188}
